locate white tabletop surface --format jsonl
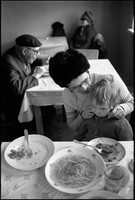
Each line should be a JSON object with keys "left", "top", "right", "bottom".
{"left": 1, "top": 141, "right": 134, "bottom": 199}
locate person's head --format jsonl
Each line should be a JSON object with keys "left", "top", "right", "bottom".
{"left": 49, "top": 48, "right": 91, "bottom": 91}
{"left": 15, "top": 34, "right": 42, "bottom": 65}
{"left": 80, "top": 19, "right": 89, "bottom": 27}
{"left": 80, "top": 11, "right": 94, "bottom": 26}
{"left": 89, "top": 79, "right": 120, "bottom": 117}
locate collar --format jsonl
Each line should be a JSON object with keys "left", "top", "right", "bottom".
{"left": 94, "top": 114, "right": 109, "bottom": 120}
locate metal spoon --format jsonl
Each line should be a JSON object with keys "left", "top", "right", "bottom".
{"left": 24, "top": 129, "right": 33, "bottom": 158}
{"left": 73, "top": 139, "right": 106, "bottom": 155}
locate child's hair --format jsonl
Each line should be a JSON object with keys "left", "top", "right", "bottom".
{"left": 89, "top": 79, "right": 120, "bottom": 107}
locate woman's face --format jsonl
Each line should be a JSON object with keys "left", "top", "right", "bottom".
{"left": 68, "top": 71, "right": 91, "bottom": 93}
{"left": 91, "top": 100, "right": 112, "bottom": 117}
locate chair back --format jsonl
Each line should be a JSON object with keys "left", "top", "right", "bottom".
{"left": 90, "top": 33, "right": 107, "bottom": 59}
{"left": 75, "top": 49, "right": 99, "bottom": 59}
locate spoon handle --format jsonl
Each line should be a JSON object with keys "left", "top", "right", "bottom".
{"left": 24, "top": 129, "right": 33, "bottom": 157}
{"left": 73, "top": 139, "right": 97, "bottom": 151}
{"left": 24, "top": 129, "right": 29, "bottom": 146}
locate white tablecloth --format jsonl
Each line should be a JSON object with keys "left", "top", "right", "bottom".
{"left": 18, "top": 76, "right": 64, "bottom": 123}
{"left": 1, "top": 141, "right": 134, "bottom": 199}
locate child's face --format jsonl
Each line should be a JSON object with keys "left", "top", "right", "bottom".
{"left": 92, "top": 101, "right": 113, "bottom": 117}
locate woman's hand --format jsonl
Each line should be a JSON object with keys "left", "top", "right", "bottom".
{"left": 81, "top": 107, "right": 94, "bottom": 120}
{"left": 108, "top": 105, "right": 125, "bottom": 119}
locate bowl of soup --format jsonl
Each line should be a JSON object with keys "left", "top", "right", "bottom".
{"left": 45, "top": 146, "right": 105, "bottom": 194}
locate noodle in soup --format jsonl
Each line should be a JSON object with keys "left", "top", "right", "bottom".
{"left": 50, "top": 155, "right": 96, "bottom": 188}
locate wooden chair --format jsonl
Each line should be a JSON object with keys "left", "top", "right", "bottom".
{"left": 75, "top": 49, "right": 99, "bottom": 59}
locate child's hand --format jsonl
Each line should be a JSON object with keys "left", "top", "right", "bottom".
{"left": 81, "top": 107, "right": 94, "bottom": 120}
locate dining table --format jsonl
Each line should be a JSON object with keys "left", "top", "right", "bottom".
{"left": 38, "top": 36, "right": 69, "bottom": 58}
{"left": 18, "top": 59, "right": 129, "bottom": 135}
{"left": 1, "top": 140, "right": 134, "bottom": 199}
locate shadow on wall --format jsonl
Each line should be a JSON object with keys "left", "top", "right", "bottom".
{"left": 1, "top": 41, "right": 15, "bottom": 55}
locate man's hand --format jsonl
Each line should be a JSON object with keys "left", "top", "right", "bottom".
{"left": 32, "top": 66, "right": 44, "bottom": 79}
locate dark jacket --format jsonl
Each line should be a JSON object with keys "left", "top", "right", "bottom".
{"left": 70, "top": 25, "right": 97, "bottom": 49}
{"left": 1, "top": 46, "right": 39, "bottom": 122}
{"left": 90, "top": 33, "right": 107, "bottom": 58}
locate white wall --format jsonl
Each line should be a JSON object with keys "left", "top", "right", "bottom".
{"left": 1, "top": 1, "right": 133, "bottom": 87}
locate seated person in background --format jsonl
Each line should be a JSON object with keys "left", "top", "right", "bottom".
{"left": 90, "top": 33, "right": 107, "bottom": 59}
{"left": 1, "top": 34, "right": 45, "bottom": 134}
{"left": 51, "top": 21, "right": 66, "bottom": 36}
{"left": 73, "top": 79, "right": 133, "bottom": 141}
{"left": 49, "top": 49, "right": 134, "bottom": 132}
{"left": 70, "top": 11, "right": 97, "bottom": 49}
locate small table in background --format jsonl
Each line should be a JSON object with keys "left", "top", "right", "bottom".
{"left": 38, "top": 36, "right": 69, "bottom": 58}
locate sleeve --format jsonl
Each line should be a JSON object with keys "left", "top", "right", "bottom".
{"left": 62, "top": 89, "right": 84, "bottom": 131}
{"left": 4, "top": 56, "right": 39, "bottom": 96}
{"left": 112, "top": 75, "right": 134, "bottom": 115}
{"left": 115, "top": 118, "right": 133, "bottom": 141}
{"left": 69, "top": 27, "right": 79, "bottom": 48}
{"left": 73, "top": 121, "right": 88, "bottom": 141}
{"left": 80, "top": 26, "right": 96, "bottom": 49}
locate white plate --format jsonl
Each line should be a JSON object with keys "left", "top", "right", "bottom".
{"left": 42, "top": 71, "right": 50, "bottom": 77}
{"left": 4, "top": 134, "right": 55, "bottom": 170}
{"left": 87, "top": 137, "right": 126, "bottom": 165}
{"left": 45, "top": 147, "right": 106, "bottom": 194}
{"left": 78, "top": 189, "right": 124, "bottom": 199}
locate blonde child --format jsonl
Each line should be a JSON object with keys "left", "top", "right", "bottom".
{"left": 74, "top": 79, "right": 133, "bottom": 141}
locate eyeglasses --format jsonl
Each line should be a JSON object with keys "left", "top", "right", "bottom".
{"left": 27, "top": 47, "right": 39, "bottom": 55}
{"left": 68, "top": 71, "right": 91, "bottom": 92}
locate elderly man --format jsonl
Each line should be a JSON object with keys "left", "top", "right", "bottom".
{"left": 1, "top": 34, "right": 45, "bottom": 138}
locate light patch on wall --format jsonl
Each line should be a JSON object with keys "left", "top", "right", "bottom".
{"left": 128, "top": 17, "right": 134, "bottom": 33}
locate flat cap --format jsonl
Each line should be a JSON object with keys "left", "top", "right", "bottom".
{"left": 15, "top": 34, "right": 42, "bottom": 47}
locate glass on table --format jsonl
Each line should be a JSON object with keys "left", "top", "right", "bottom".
{"left": 104, "top": 165, "right": 124, "bottom": 193}
{"left": 45, "top": 56, "right": 50, "bottom": 64}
